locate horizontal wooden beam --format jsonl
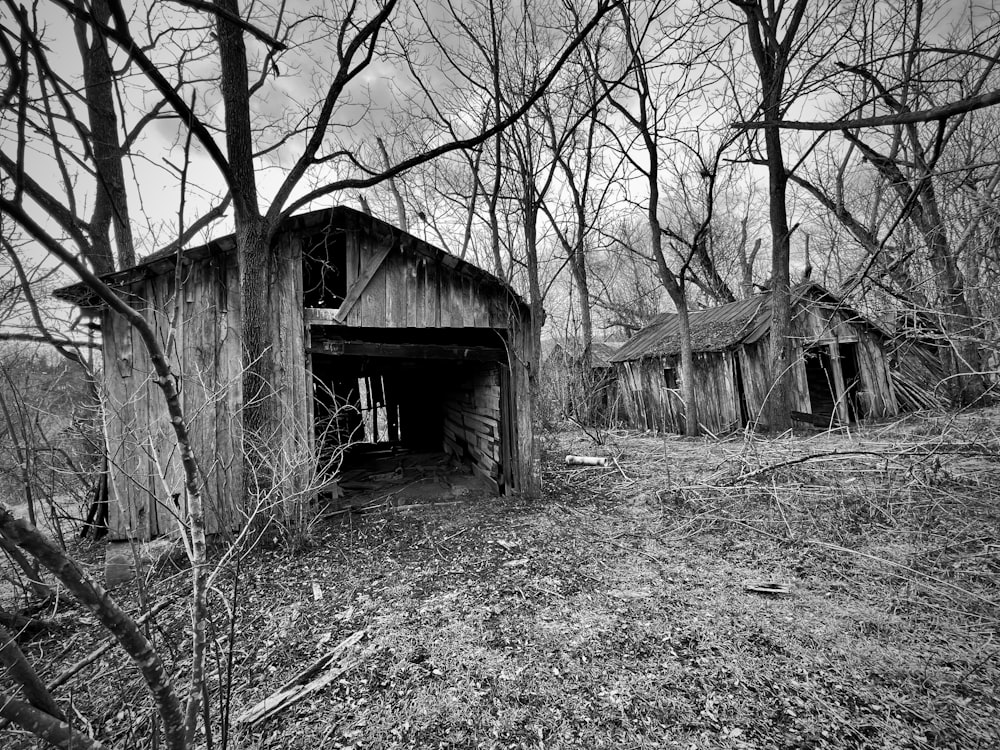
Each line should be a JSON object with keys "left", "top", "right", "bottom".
{"left": 308, "top": 339, "right": 506, "bottom": 361}
{"left": 305, "top": 307, "right": 342, "bottom": 324}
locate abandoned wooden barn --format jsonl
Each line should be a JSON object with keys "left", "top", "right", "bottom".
{"left": 610, "top": 283, "right": 900, "bottom": 434}
{"left": 56, "top": 206, "right": 535, "bottom": 540}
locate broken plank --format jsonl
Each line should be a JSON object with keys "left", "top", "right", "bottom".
{"left": 235, "top": 630, "right": 366, "bottom": 726}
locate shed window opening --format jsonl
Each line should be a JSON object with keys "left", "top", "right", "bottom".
{"left": 303, "top": 230, "right": 348, "bottom": 308}
{"left": 357, "top": 375, "right": 394, "bottom": 443}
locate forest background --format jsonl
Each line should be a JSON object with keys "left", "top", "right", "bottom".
{"left": 1, "top": 0, "right": 1000, "bottom": 747}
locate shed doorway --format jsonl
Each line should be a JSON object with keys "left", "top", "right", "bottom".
{"left": 803, "top": 342, "right": 864, "bottom": 425}
{"left": 309, "top": 327, "right": 512, "bottom": 505}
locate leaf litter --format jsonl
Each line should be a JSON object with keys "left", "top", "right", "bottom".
{"left": 5, "top": 409, "right": 1000, "bottom": 749}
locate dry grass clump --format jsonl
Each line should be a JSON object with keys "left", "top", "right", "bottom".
{"left": 548, "top": 409, "right": 1000, "bottom": 625}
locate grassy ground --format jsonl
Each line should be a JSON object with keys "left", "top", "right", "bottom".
{"left": 5, "top": 409, "right": 1000, "bottom": 749}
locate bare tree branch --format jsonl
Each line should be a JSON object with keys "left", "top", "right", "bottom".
{"left": 734, "top": 87, "right": 1000, "bottom": 130}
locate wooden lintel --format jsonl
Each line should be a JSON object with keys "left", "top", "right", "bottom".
{"left": 308, "top": 339, "right": 506, "bottom": 361}
{"left": 305, "top": 307, "right": 342, "bottom": 325}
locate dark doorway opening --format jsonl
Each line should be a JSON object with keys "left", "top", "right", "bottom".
{"left": 310, "top": 327, "right": 511, "bottom": 499}
{"left": 839, "top": 342, "right": 864, "bottom": 421}
{"left": 734, "top": 354, "right": 751, "bottom": 426}
{"left": 804, "top": 345, "right": 839, "bottom": 424}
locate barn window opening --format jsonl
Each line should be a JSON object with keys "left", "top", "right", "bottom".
{"left": 302, "top": 230, "right": 347, "bottom": 308}
{"left": 664, "top": 367, "right": 678, "bottom": 390}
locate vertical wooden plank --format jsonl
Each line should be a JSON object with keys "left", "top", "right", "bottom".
{"left": 361, "top": 258, "right": 386, "bottom": 327}
{"left": 147, "top": 273, "right": 184, "bottom": 538}
{"left": 472, "top": 281, "right": 488, "bottom": 327}
{"left": 102, "top": 310, "right": 143, "bottom": 539}
{"left": 405, "top": 256, "right": 419, "bottom": 327}
{"left": 448, "top": 276, "right": 464, "bottom": 328}
{"left": 219, "top": 251, "right": 244, "bottom": 521}
{"left": 128, "top": 281, "right": 154, "bottom": 539}
{"left": 414, "top": 258, "right": 427, "bottom": 328}
{"left": 386, "top": 254, "right": 405, "bottom": 326}
{"left": 180, "top": 257, "right": 214, "bottom": 532}
{"left": 380, "top": 254, "right": 399, "bottom": 328}
{"left": 828, "top": 342, "right": 850, "bottom": 423}
{"left": 430, "top": 261, "right": 442, "bottom": 327}
{"left": 345, "top": 230, "right": 361, "bottom": 287}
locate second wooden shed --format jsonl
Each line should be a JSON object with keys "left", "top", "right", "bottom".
{"left": 610, "top": 283, "right": 900, "bottom": 433}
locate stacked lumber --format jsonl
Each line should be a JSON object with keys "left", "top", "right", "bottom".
{"left": 891, "top": 370, "right": 944, "bottom": 411}
{"left": 443, "top": 366, "right": 501, "bottom": 488}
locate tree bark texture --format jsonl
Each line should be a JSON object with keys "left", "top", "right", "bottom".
{"left": 0, "top": 623, "right": 64, "bottom": 720}
{"left": 734, "top": 0, "right": 809, "bottom": 432}
{"left": 0, "top": 509, "right": 186, "bottom": 750}
{"left": 0, "top": 691, "right": 104, "bottom": 749}
{"left": 73, "top": 0, "right": 135, "bottom": 270}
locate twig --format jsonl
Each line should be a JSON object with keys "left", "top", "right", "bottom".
{"left": 811, "top": 541, "right": 1000, "bottom": 611}
{"left": 47, "top": 599, "right": 174, "bottom": 691}
{"left": 609, "top": 451, "right": 630, "bottom": 480}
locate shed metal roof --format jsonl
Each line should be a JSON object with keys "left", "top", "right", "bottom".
{"left": 610, "top": 282, "right": 880, "bottom": 362}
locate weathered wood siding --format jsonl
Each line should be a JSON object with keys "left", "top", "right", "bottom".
{"left": 443, "top": 366, "right": 502, "bottom": 489}
{"left": 614, "top": 298, "right": 899, "bottom": 435}
{"left": 101, "top": 230, "right": 313, "bottom": 540}
{"left": 102, "top": 252, "right": 245, "bottom": 540}
{"left": 855, "top": 333, "right": 899, "bottom": 417}
{"left": 336, "top": 247, "right": 510, "bottom": 329}
{"left": 615, "top": 352, "right": 746, "bottom": 434}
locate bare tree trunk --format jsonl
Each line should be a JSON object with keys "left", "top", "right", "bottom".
{"left": 73, "top": 0, "right": 134, "bottom": 270}
{"left": 523, "top": 194, "right": 546, "bottom": 392}
{"left": 0, "top": 623, "right": 64, "bottom": 721}
{"left": 763, "top": 117, "right": 795, "bottom": 432}
{"left": 0, "top": 531, "right": 51, "bottom": 601}
{"left": 0, "top": 508, "right": 185, "bottom": 750}
{"left": 0, "top": 691, "right": 104, "bottom": 750}
{"left": 733, "top": 0, "right": 809, "bottom": 432}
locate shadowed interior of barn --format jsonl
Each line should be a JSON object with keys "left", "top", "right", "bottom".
{"left": 309, "top": 328, "right": 514, "bottom": 508}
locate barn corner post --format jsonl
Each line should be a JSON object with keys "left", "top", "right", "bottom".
{"left": 519, "top": 303, "right": 542, "bottom": 498}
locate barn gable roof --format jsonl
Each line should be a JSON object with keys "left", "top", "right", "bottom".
{"left": 54, "top": 205, "right": 524, "bottom": 309}
{"left": 610, "top": 282, "right": 886, "bottom": 362}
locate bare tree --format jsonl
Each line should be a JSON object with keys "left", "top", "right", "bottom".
{"left": 597, "top": 0, "right": 707, "bottom": 435}
{"left": 736, "top": 0, "right": 1000, "bottom": 403}
{"left": 727, "top": 0, "right": 811, "bottom": 431}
